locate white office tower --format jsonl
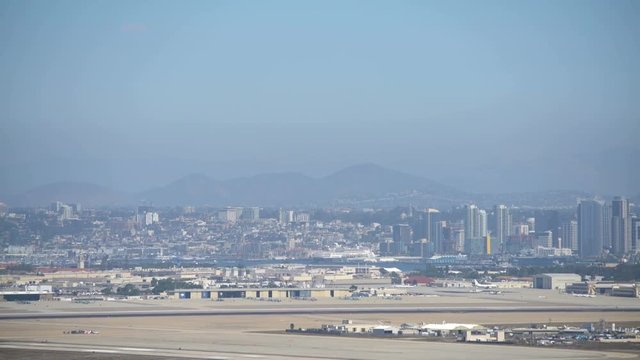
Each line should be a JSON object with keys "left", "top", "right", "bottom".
{"left": 561, "top": 220, "right": 578, "bottom": 251}
{"left": 494, "top": 205, "right": 512, "bottom": 254}
{"left": 60, "top": 204, "right": 74, "bottom": 220}
{"left": 144, "top": 211, "right": 159, "bottom": 226}
{"left": 464, "top": 205, "right": 478, "bottom": 240}
{"left": 477, "top": 209, "right": 488, "bottom": 238}
{"left": 434, "top": 220, "right": 446, "bottom": 254}
{"left": 420, "top": 208, "right": 442, "bottom": 253}
{"left": 611, "top": 196, "right": 631, "bottom": 256}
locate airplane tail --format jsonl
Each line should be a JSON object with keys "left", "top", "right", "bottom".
{"left": 473, "top": 279, "right": 479, "bottom": 286}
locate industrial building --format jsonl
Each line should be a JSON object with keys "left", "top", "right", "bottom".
{"left": 0, "top": 290, "right": 53, "bottom": 301}
{"left": 565, "top": 282, "right": 596, "bottom": 295}
{"left": 418, "top": 322, "right": 485, "bottom": 336}
{"left": 565, "top": 281, "right": 638, "bottom": 298}
{"left": 533, "top": 273, "right": 581, "bottom": 290}
{"left": 167, "top": 287, "right": 351, "bottom": 300}
{"left": 0, "top": 284, "right": 54, "bottom": 302}
{"left": 463, "top": 329, "right": 505, "bottom": 343}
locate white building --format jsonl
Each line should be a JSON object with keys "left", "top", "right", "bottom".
{"left": 533, "top": 273, "right": 582, "bottom": 290}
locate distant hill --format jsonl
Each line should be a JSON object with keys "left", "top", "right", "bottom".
{"left": 7, "top": 164, "right": 626, "bottom": 209}
{"left": 136, "top": 163, "right": 468, "bottom": 207}
{"left": 8, "top": 182, "right": 131, "bottom": 207}
{"left": 135, "top": 173, "right": 227, "bottom": 206}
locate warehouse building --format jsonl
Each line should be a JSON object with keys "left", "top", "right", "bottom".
{"left": 533, "top": 273, "right": 581, "bottom": 290}
{"left": 167, "top": 287, "right": 351, "bottom": 300}
{"left": 0, "top": 290, "right": 54, "bottom": 301}
{"left": 565, "top": 282, "right": 638, "bottom": 297}
{"left": 565, "top": 282, "right": 596, "bottom": 295}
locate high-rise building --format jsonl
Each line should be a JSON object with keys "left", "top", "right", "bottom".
{"left": 464, "top": 205, "right": 477, "bottom": 241}
{"left": 477, "top": 209, "right": 488, "bottom": 238}
{"left": 392, "top": 224, "right": 413, "bottom": 256}
{"left": 611, "top": 196, "right": 631, "bottom": 256}
{"left": 560, "top": 220, "right": 578, "bottom": 251}
{"left": 241, "top": 207, "right": 260, "bottom": 221}
{"left": 603, "top": 203, "right": 612, "bottom": 249}
{"left": 632, "top": 217, "right": 640, "bottom": 254}
{"left": 464, "top": 205, "right": 488, "bottom": 255}
{"left": 60, "top": 204, "right": 73, "bottom": 220}
{"left": 465, "top": 205, "right": 486, "bottom": 240}
{"left": 535, "top": 231, "right": 553, "bottom": 248}
{"left": 434, "top": 220, "right": 447, "bottom": 255}
{"left": 415, "top": 208, "right": 443, "bottom": 253}
{"left": 494, "top": 205, "right": 512, "bottom": 253}
{"left": 411, "top": 239, "right": 430, "bottom": 258}
{"left": 278, "top": 209, "right": 295, "bottom": 224}
{"left": 578, "top": 200, "right": 605, "bottom": 258}
{"left": 451, "top": 227, "right": 465, "bottom": 253}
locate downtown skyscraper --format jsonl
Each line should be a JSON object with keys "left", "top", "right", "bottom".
{"left": 578, "top": 200, "right": 605, "bottom": 258}
{"left": 493, "top": 205, "right": 512, "bottom": 254}
{"left": 416, "top": 208, "right": 443, "bottom": 255}
{"left": 560, "top": 220, "right": 578, "bottom": 251}
{"left": 611, "top": 196, "right": 631, "bottom": 255}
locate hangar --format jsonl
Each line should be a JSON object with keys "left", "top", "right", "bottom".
{"left": 167, "top": 288, "right": 351, "bottom": 300}
{"left": 0, "top": 291, "right": 54, "bottom": 302}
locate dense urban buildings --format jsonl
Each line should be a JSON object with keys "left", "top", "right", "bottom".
{"left": 1, "top": 196, "right": 637, "bottom": 271}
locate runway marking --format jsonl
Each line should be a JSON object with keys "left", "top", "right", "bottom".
{"left": 83, "top": 349, "right": 119, "bottom": 353}
{"left": 116, "top": 346, "right": 154, "bottom": 351}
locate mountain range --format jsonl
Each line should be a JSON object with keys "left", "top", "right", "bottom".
{"left": 2, "top": 163, "right": 635, "bottom": 209}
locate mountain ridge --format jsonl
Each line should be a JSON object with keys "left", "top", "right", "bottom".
{"left": 3, "top": 163, "right": 625, "bottom": 209}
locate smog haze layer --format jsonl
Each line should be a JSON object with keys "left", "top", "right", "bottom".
{"left": 1, "top": 0, "right": 639, "bottom": 198}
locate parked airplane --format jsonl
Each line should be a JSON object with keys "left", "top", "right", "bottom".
{"left": 473, "top": 279, "right": 497, "bottom": 289}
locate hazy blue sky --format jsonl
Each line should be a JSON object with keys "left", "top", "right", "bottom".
{"left": 1, "top": 0, "right": 639, "bottom": 195}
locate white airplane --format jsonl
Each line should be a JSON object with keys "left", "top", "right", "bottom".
{"left": 473, "top": 279, "right": 497, "bottom": 289}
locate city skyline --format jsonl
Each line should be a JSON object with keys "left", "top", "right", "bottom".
{"left": 2, "top": 1, "right": 639, "bottom": 358}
